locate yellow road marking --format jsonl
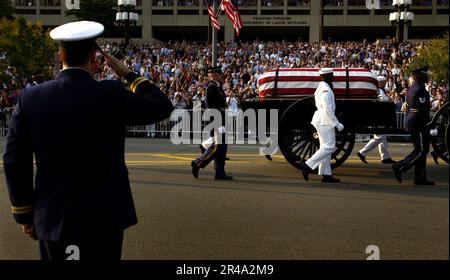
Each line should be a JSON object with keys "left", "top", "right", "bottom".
{"left": 0, "top": 155, "right": 441, "bottom": 165}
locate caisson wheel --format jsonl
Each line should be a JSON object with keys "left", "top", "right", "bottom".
{"left": 431, "top": 102, "right": 449, "bottom": 163}
{"left": 278, "top": 98, "right": 355, "bottom": 171}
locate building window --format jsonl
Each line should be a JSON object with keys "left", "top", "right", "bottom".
{"left": 323, "top": 0, "right": 344, "bottom": 7}
{"left": 261, "top": 0, "right": 283, "bottom": 7}
{"left": 203, "top": 0, "right": 257, "bottom": 6}
{"left": 236, "top": 0, "right": 258, "bottom": 6}
{"left": 379, "top": 0, "right": 392, "bottom": 6}
{"left": 15, "top": 0, "right": 35, "bottom": 6}
{"left": 347, "top": 0, "right": 365, "bottom": 5}
{"left": 42, "top": 0, "right": 61, "bottom": 5}
{"left": 287, "top": 0, "right": 310, "bottom": 6}
{"left": 152, "top": 0, "right": 173, "bottom": 6}
{"left": 412, "top": 0, "right": 432, "bottom": 5}
{"left": 178, "top": 0, "right": 199, "bottom": 6}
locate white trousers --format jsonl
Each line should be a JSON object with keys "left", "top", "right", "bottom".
{"left": 306, "top": 125, "right": 336, "bottom": 176}
{"left": 358, "top": 134, "right": 391, "bottom": 160}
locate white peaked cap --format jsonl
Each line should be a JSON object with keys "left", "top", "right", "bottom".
{"left": 50, "top": 21, "right": 104, "bottom": 41}
{"left": 318, "top": 68, "right": 333, "bottom": 75}
{"left": 377, "top": 76, "right": 387, "bottom": 82}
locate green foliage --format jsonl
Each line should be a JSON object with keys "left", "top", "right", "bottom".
{"left": 0, "top": 0, "right": 16, "bottom": 19}
{"left": 407, "top": 33, "right": 449, "bottom": 84}
{"left": 65, "top": 0, "right": 117, "bottom": 27}
{"left": 0, "top": 17, "right": 58, "bottom": 82}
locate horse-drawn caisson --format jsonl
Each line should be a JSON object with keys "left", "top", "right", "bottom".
{"left": 241, "top": 68, "right": 449, "bottom": 171}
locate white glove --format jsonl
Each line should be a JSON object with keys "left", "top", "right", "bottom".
{"left": 336, "top": 123, "right": 344, "bottom": 132}
{"left": 430, "top": 128, "right": 438, "bottom": 136}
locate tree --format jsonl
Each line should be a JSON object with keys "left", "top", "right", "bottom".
{"left": 407, "top": 33, "right": 449, "bottom": 84}
{"left": 0, "top": 18, "right": 58, "bottom": 82}
{"left": 65, "top": 0, "right": 117, "bottom": 27}
{"left": 0, "top": 0, "right": 15, "bottom": 19}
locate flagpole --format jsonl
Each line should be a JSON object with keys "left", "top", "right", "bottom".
{"left": 207, "top": 12, "right": 211, "bottom": 45}
{"left": 212, "top": 1, "right": 218, "bottom": 67}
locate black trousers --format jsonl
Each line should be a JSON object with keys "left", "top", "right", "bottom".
{"left": 396, "top": 129, "right": 430, "bottom": 181}
{"left": 194, "top": 143, "right": 228, "bottom": 177}
{"left": 39, "top": 230, "right": 124, "bottom": 261}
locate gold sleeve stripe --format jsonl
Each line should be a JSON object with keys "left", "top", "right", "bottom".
{"left": 12, "top": 208, "right": 33, "bottom": 215}
{"left": 12, "top": 208, "right": 33, "bottom": 214}
{"left": 129, "top": 77, "right": 145, "bottom": 91}
{"left": 11, "top": 205, "right": 33, "bottom": 211}
{"left": 131, "top": 78, "right": 149, "bottom": 93}
{"left": 130, "top": 77, "right": 147, "bottom": 92}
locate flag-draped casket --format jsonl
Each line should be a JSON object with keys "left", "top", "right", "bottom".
{"left": 258, "top": 68, "right": 378, "bottom": 98}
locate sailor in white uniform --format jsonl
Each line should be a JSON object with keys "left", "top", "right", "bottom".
{"left": 357, "top": 76, "right": 396, "bottom": 164}
{"left": 300, "top": 68, "right": 344, "bottom": 183}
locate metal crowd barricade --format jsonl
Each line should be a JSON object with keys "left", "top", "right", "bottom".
{"left": 356, "top": 111, "right": 407, "bottom": 141}
{"left": 396, "top": 111, "right": 406, "bottom": 130}
{"left": 0, "top": 107, "right": 14, "bottom": 136}
{"left": 0, "top": 108, "right": 409, "bottom": 139}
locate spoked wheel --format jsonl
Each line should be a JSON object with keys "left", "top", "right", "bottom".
{"left": 431, "top": 102, "right": 449, "bottom": 163}
{"left": 278, "top": 98, "right": 355, "bottom": 171}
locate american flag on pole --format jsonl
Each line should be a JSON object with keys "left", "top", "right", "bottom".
{"left": 208, "top": 3, "right": 220, "bottom": 31}
{"left": 233, "top": 4, "right": 243, "bottom": 36}
{"left": 258, "top": 68, "right": 378, "bottom": 98}
{"left": 220, "top": 0, "right": 243, "bottom": 36}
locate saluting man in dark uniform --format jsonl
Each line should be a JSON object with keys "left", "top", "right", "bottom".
{"left": 392, "top": 67, "right": 434, "bottom": 185}
{"left": 3, "top": 21, "right": 174, "bottom": 260}
{"left": 191, "top": 66, "right": 232, "bottom": 180}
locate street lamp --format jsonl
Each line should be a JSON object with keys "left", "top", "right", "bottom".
{"left": 389, "top": 0, "right": 414, "bottom": 43}
{"left": 115, "top": 0, "right": 139, "bottom": 45}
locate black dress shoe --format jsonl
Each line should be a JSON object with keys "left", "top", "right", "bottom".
{"left": 392, "top": 164, "right": 402, "bottom": 183}
{"left": 431, "top": 151, "right": 439, "bottom": 165}
{"left": 381, "top": 158, "right": 396, "bottom": 164}
{"left": 265, "top": 155, "right": 273, "bottom": 161}
{"left": 191, "top": 160, "right": 199, "bottom": 179}
{"left": 357, "top": 152, "right": 368, "bottom": 164}
{"left": 299, "top": 162, "right": 313, "bottom": 181}
{"left": 414, "top": 179, "right": 435, "bottom": 186}
{"left": 215, "top": 175, "right": 233, "bottom": 180}
{"left": 321, "top": 175, "right": 341, "bottom": 183}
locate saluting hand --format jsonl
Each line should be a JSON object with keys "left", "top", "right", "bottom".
{"left": 21, "top": 224, "right": 37, "bottom": 241}
{"left": 103, "top": 52, "right": 132, "bottom": 78}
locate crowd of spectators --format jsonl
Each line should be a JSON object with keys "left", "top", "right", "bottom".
{"left": 1, "top": 39, "right": 449, "bottom": 116}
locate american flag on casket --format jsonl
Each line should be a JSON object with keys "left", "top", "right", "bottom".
{"left": 258, "top": 68, "right": 378, "bottom": 98}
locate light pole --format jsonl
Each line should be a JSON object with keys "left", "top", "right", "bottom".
{"left": 389, "top": 0, "right": 414, "bottom": 43}
{"left": 115, "top": 0, "right": 139, "bottom": 45}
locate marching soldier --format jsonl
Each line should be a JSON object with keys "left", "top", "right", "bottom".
{"left": 191, "top": 66, "right": 232, "bottom": 180}
{"left": 3, "top": 21, "right": 174, "bottom": 260}
{"left": 357, "top": 76, "right": 396, "bottom": 164}
{"left": 392, "top": 67, "right": 434, "bottom": 185}
{"left": 300, "top": 68, "right": 344, "bottom": 183}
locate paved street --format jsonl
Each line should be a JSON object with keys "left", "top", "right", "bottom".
{"left": 0, "top": 137, "right": 448, "bottom": 260}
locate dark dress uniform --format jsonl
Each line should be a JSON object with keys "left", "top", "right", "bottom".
{"left": 392, "top": 67, "right": 433, "bottom": 185}
{"left": 3, "top": 68, "right": 174, "bottom": 260}
{"left": 191, "top": 69, "right": 232, "bottom": 180}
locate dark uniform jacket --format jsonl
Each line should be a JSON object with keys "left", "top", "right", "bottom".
{"left": 205, "top": 80, "right": 226, "bottom": 139}
{"left": 405, "top": 81, "right": 430, "bottom": 132}
{"left": 205, "top": 80, "right": 226, "bottom": 110}
{"left": 3, "top": 68, "right": 174, "bottom": 241}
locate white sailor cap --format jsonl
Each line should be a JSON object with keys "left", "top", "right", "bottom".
{"left": 377, "top": 76, "right": 387, "bottom": 82}
{"left": 50, "top": 21, "right": 104, "bottom": 42}
{"left": 318, "top": 68, "right": 333, "bottom": 75}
